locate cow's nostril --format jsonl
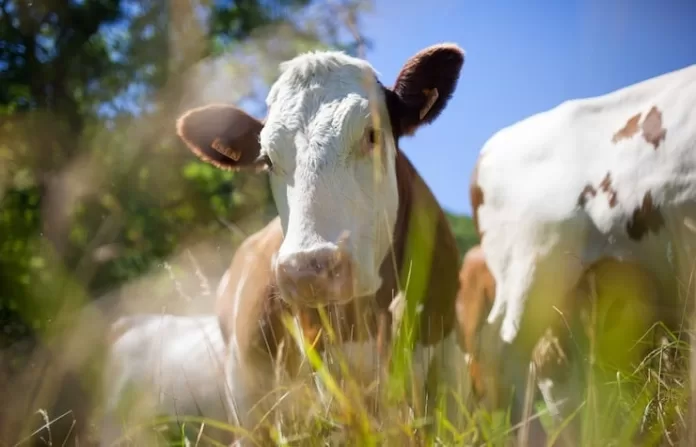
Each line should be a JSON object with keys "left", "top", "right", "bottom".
{"left": 275, "top": 246, "right": 355, "bottom": 305}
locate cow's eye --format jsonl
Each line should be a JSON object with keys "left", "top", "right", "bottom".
{"left": 361, "top": 127, "right": 380, "bottom": 156}
{"left": 254, "top": 154, "right": 273, "bottom": 172}
{"left": 367, "top": 128, "right": 376, "bottom": 145}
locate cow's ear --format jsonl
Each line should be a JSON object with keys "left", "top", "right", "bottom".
{"left": 389, "top": 43, "right": 464, "bottom": 136}
{"left": 176, "top": 104, "right": 264, "bottom": 171}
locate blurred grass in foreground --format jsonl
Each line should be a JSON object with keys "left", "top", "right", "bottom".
{"left": 2, "top": 215, "right": 690, "bottom": 447}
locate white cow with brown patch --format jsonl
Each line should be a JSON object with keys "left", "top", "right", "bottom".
{"left": 471, "top": 64, "right": 696, "bottom": 442}
{"left": 176, "top": 44, "right": 470, "bottom": 444}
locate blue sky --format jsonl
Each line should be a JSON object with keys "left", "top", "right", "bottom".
{"left": 361, "top": 0, "right": 696, "bottom": 215}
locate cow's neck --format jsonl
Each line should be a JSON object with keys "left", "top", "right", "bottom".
{"left": 261, "top": 150, "right": 460, "bottom": 366}
{"left": 376, "top": 149, "right": 461, "bottom": 346}
{"left": 295, "top": 150, "right": 460, "bottom": 349}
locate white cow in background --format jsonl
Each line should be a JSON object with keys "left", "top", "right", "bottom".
{"left": 100, "top": 314, "right": 230, "bottom": 446}
{"left": 471, "top": 63, "right": 696, "bottom": 442}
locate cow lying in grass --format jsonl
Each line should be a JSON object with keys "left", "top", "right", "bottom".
{"left": 100, "top": 314, "right": 231, "bottom": 446}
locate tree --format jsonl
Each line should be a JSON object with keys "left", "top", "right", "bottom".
{"left": 1, "top": 0, "right": 377, "bottom": 443}
{"left": 0, "top": 0, "right": 373, "bottom": 359}
{"left": 446, "top": 212, "right": 480, "bottom": 256}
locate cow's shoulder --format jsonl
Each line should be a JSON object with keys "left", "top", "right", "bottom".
{"left": 216, "top": 217, "right": 282, "bottom": 318}
{"left": 236, "top": 216, "right": 283, "bottom": 259}
{"left": 392, "top": 151, "right": 461, "bottom": 344}
{"left": 474, "top": 99, "right": 586, "bottom": 231}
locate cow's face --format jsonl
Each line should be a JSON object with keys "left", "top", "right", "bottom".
{"left": 177, "top": 44, "right": 464, "bottom": 307}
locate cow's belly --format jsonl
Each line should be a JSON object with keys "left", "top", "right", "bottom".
{"left": 107, "top": 339, "right": 227, "bottom": 416}
{"left": 156, "top": 350, "right": 228, "bottom": 418}
{"left": 484, "top": 204, "right": 691, "bottom": 344}
{"left": 483, "top": 214, "right": 596, "bottom": 343}
{"left": 584, "top": 202, "right": 696, "bottom": 307}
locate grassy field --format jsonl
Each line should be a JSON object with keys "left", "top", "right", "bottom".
{"left": 3, "top": 250, "right": 691, "bottom": 447}
{"left": 80, "top": 326, "right": 690, "bottom": 446}
{"left": 97, "top": 325, "right": 688, "bottom": 446}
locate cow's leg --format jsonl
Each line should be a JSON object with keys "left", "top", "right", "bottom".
{"left": 533, "top": 325, "right": 585, "bottom": 447}
{"left": 388, "top": 295, "right": 473, "bottom": 441}
{"left": 670, "top": 212, "right": 696, "bottom": 446}
{"left": 225, "top": 316, "right": 314, "bottom": 447}
{"left": 485, "top": 238, "right": 587, "bottom": 445}
{"left": 224, "top": 343, "right": 277, "bottom": 446}
{"left": 423, "top": 329, "right": 474, "bottom": 438}
{"left": 526, "top": 275, "right": 591, "bottom": 447}
{"left": 533, "top": 257, "right": 662, "bottom": 446}
{"left": 491, "top": 281, "right": 553, "bottom": 445}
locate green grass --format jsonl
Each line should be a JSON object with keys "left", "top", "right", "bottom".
{"left": 78, "top": 321, "right": 688, "bottom": 447}
{"left": 7, "top": 309, "right": 691, "bottom": 446}
{"left": 3, "top": 212, "right": 692, "bottom": 447}
{"left": 83, "top": 278, "right": 691, "bottom": 446}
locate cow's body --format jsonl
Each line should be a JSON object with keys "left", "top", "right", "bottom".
{"left": 472, "top": 64, "right": 696, "bottom": 439}
{"left": 100, "top": 314, "right": 230, "bottom": 446}
{"left": 177, "top": 44, "right": 469, "bottom": 444}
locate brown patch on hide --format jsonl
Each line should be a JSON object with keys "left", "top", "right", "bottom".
{"left": 470, "top": 157, "right": 485, "bottom": 239}
{"left": 611, "top": 112, "right": 642, "bottom": 143}
{"left": 626, "top": 191, "right": 665, "bottom": 241}
{"left": 577, "top": 184, "right": 597, "bottom": 207}
{"left": 641, "top": 106, "right": 667, "bottom": 150}
{"left": 598, "top": 172, "right": 618, "bottom": 208}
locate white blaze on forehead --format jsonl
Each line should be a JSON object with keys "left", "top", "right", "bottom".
{"left": 260, "top": 50, "right": 400, "bottom": 297}
{"left": 267, "top": 51, "right": 380, "bottom": 106}
{"left": 261, "top": 50, "right": 385, "bottom": 167}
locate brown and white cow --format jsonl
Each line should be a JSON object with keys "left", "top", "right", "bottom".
{"left": 457, "top": 244, "right": 659, "bottom": 443}
{"left": 470, "top": 64, "right": 696, "bottom": 442}
{"left": 176, "top": 44, "right": 469, "bottom": 443}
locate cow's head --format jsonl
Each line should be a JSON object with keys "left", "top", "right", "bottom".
{"left": 177, "top": 44, "right": 464, "bottom": 307}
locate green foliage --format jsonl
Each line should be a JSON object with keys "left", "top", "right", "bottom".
{"left": 210, "top": 0, "right": 313, "bottom": 46}
{"left": 0, "top": 1, "right": 373, "bottom": 440}
{"left": 0, "top": 0, "right": 372, "bottom": 353}
{"left": 5, "top": 2, "right": 685, "bottom": 445}
{"left": 445, "top": 211, "right": 479, "bottom": 256}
